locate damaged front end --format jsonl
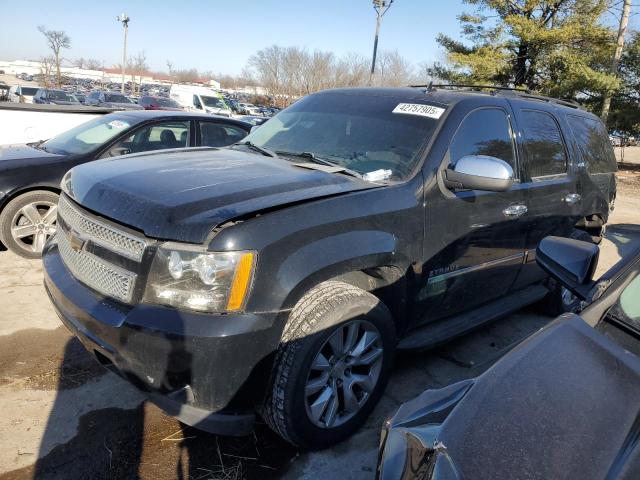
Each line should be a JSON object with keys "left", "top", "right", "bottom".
{"left": 377, "top": 380, "right": 474, "bottom": 480}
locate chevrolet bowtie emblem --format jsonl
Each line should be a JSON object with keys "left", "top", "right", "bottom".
{"left": 67, "top": 230, "right": 86, "bottom": 252}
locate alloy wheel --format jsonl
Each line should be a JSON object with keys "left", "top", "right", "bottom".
{"left": 304, "top": 320, "right": 384, "bottom": 429}
{"left": 10, "top": 201, "right": 57, "bottom": 254}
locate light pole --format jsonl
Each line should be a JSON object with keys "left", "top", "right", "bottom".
{"left": 369, "top": 0, "right": 394, "bottom": 85}
{"left": 116, "top": 13, "right": 130, "bottom": 95}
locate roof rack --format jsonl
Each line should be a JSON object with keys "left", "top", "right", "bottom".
{"left": 409, "top": 83, "right": 581, "bottom": 109}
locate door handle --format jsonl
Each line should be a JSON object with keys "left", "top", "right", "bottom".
{"left": 564, "top": 193, "right": 581, "bottom": 204}
{"left": 503, "top": 204, "right": 528, "bottom": 217}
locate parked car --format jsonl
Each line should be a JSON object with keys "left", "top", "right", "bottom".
{"left": 377, "top": 234, "right": 640, "bottom": 480}
{"left": 169, "top": 85, "right": 232, "bottom": 117}
{"left": 238, "top": 115, "right": 270, "bottom": 126}
{"left": 0, "top": 111, "right": 251, "bottom": 258}
{"left": 84, "top": 91, "right": 144, "bottom": 110}
{"left": 33, "top": 89, "right": 81, "bottom": 105}
{"left": 42, "top": 87, "right": 616, "bottom": 449}
{"left": 237, "top": 102, "right": 259, "bottom": 115}
{"left": 8, "top": 85, "right": 39, "bottom": 103}
{"left": 73, "top": 92, "right": 86, "bottom": 104}
{"left": 138, "top": 95, "right": 184, "bottom": 111}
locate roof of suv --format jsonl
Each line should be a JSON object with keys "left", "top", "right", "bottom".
{"left": 315, "top": 86, "right": 587, "bottom": 115}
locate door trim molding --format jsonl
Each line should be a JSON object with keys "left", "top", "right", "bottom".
{"left": 427, "top": 252, "right": 525, "bottom": 284}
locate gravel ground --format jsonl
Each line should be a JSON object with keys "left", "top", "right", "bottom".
{"left": 0, "top": 176, "right": 637, "bottom": 480}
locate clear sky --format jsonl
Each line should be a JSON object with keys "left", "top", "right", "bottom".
{"left": 0, "top": 0, "right": 468, "bottom": 76}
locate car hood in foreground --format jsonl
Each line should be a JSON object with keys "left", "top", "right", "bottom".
{"left": 63, "top": 148, "right": 380, "bottom": 243}
{"left": 378, "top": 315, "right": 640, "bottom": 480}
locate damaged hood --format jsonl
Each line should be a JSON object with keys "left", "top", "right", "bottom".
{"left": 63, "top": 148, "right": 378, "bottom": 243}
{"left": 378, "top": 316, "right": 640, "bottom": 480}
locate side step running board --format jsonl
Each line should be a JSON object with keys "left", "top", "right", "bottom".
{"left": 398, "top": 285, "right": 549, "bottom": 350}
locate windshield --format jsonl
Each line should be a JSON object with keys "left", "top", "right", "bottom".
{"left": 201, "top": 96, "right": 227, "bottom": 109}
{"left": 21, "top": 87, "right": 39, "bottom": 96}
{"left": 104, "top": 93, "right": 132, "bottom": 104}
{"left": 41, "top": 114, "right": 138, "bottom": 155}
{"left": 47, "top": 90, "right": 77, "bottom": 101}
{"left": 243, "top": 92, "right": 443, "bottom": 180}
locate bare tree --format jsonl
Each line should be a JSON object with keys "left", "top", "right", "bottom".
{"left": 166, "top": 60, "right": 174, "bottom": 77}
{"left": 246, "top": 45, "right": 415, "bottom": 104}
{"left": 39, "top": 56, "right": 56, "bottom": 88}
{"left": 374, "top": 50, "right": 414, "bottom": 87}
{"left": 129, "top": 51, "right": 148, "bottom": 95}
{"left": 85, "top": 59, "right": 103, "bottom": 70}
{"left": 37, "top": 25, "right": 71, "bottom": 88}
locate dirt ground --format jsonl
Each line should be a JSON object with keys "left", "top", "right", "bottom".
{"left": 0, "top": 174, "right": 638, "bottom": 480}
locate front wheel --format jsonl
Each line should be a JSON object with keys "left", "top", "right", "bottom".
{"left": 0, "top": 190, "right": 59, "bottom": 259}
{"left": 262, "top": 281, "right": 395, "bottom": 449}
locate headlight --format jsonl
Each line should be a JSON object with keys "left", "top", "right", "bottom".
{"left": 143, "top": 243, "right": 255, "bottom": 313}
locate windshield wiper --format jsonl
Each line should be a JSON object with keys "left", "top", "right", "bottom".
{"left": 236, "top": 141, "right": 278, "bottom": 158}
{"left": 276, "top": 151, "right": 363, "bottom": 179}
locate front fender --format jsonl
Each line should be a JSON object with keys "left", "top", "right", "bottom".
{"left": 276, "top": 230, "right": 399, "bottom": 310}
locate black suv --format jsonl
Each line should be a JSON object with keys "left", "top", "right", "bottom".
{"left": 42, "top": 87, "right": 616, "bottom": 448}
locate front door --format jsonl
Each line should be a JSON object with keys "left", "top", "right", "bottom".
{"left": 417, "top": 106, "right": 527, "bottom": 324}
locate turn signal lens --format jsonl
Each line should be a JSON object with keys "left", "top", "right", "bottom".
{"left": 226, "top": 252, "right": 255, "bottom": 311}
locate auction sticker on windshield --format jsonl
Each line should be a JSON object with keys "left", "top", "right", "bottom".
{"left": 392, "top": 103, "right": 445, "bottom": 119}
{"left": 108, "top": 120, "right": 129, "bottom": 129}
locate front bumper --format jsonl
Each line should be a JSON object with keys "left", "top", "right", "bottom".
{"left": 42, "top": 239, "right": 283, "bottom": 436}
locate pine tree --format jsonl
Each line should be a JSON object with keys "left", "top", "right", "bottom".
{"left": 429, "top": 0, "right": 618, "bottom": 99}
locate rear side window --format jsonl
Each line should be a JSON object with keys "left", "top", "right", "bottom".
{"left": 567, "top": 115, "right": 616, "bottom": 174}
{"left": 449, "top": 108, "right": 517, "bottom": 173}
{"left": 520, "top": 110, "right": 567, "bottom": 178}
{"left": 201, "top": 122, "right": 247, "bottom": 147}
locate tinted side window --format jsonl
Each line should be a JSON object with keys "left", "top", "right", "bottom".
{"left": 193, "top": 95, "right": 203, "bottom": 110}
{"left": 567, "top": 115, "right": 616, "bottom": 174}
{"left": 200, "top": 123, "right": 247, "bottom": 147}
{"left": 449, "top": 108, "right": 516, "bottom": 173}
{"left": 520, "top": 110, "right": 567, "bottom": 177}
{"left": 101, "top": 121, "right": 190, "bottom": 158}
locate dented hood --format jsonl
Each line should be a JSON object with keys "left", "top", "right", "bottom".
{"left": 63, "top": 148, "right": 377, "bottom": 243}
{"left": 378, "top": 316, "right": 640, "bottom": 479}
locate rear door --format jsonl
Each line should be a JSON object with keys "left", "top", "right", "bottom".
{"left": 509, "top": 102, "right": 580, "bottom": 287}
{"left": 419, "top": 104, "right": 528, "bottom": 323}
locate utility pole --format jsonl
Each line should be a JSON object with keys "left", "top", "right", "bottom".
{"left": 369, "top": 0, "right": 394, "bottom": 86}
{"left": 116, "top": 13, "right": 130, "bottom": 95}
{"left": 601, "top": 0, "right": 632, "bottom": 123}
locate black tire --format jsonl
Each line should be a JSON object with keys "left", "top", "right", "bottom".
{"left": 0, "top": 190, "right": 59, "bottom": 259}
{"left": 262, "top": 281, "right": 395, "bottom": 449}
{"left": 540, "top": 228, "right": 592, "bottom": 315}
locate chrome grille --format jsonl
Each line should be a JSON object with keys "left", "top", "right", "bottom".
{"left": 58, "top": 196, "right": 146, "bottom": 261}
{"left": 57, "top": 228, "right": 137, "bottom": 303}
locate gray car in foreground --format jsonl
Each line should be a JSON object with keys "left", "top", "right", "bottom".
{"left": 378, "top": 234, "right": 640, "bottom": 480}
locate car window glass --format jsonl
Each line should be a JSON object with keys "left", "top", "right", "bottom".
{"left": 608, "top": 274, "right": 640, "bottom": 333}
{"left": 201, "top": 123, "right": 247, "bottom": 147}
{"left": 620, "top": 275, "right": 640, "bottom": 321}
{"left": 449, "top": 108, "right": 517, "bottom": 173}
{"left": 520, "top": 110, "right": 567, "bottom": 177}
{"left": 101, "top": 121, "right": 189, "bottom": 158}
{"left": 247, "top": 93, "right": 442, "bottom": 180}
{"left": 567, "top": 115, "right": 616, "bottom": 174}
{"left": 193, "top": 95, "right": 203, "bottom": 109}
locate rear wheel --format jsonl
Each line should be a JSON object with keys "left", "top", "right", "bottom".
{"left": 0, "top": 191, "right": 59, "bottom": 259}
{"left": 262, "top": 281, "right": 395, "bottom": 449}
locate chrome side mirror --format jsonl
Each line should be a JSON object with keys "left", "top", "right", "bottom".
{"left": 443, "top": 155, "right": 515, "bottom": 192}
